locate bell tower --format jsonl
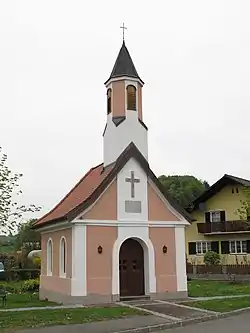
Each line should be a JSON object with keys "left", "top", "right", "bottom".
{"left": 103, "top": 39, "right": 148, "bottom": 166}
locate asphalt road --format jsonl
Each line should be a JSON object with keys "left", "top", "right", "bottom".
{"left": 166, "top": 312, "right": 249, "bottom": 332}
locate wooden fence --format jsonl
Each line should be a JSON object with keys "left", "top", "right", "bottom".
{"left": 187, "top": 264, "right": 250, "bottom": 276}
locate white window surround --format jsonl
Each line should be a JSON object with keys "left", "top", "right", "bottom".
{"left": 47, "top": 238, "right": 53, "bottom": 276}
{"left": 196, "top": 241, "right": 211, "bottom": 255}
{"left": 229, "top": 240, "right": 247, "bottom": 254}
{"left": 59, "top": 237, "right": 66, "bottom": 278}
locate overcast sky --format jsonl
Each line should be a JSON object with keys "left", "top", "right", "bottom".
{"left": 1, "top": 0, "right": 250, "bottom": 218}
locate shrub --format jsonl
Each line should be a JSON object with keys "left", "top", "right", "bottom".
{"left": 204, "top": 251, "right": 221, "bottom": 265}
{"left": 20, "top": 278, "right": 39, "bottom": 292}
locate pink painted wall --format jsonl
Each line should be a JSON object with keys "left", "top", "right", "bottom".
{"left": 86, "top": 226, "right": 117, "bottom": 295}
{"left": 149, "top": 227, "right": 177, "bottom": 293}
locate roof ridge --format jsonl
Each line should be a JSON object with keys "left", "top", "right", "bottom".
{"left": 225, "top": 173, "right": 250, "bottom": 182}
{"left": 34, "top": 163, "right": 103, "bottom": 226}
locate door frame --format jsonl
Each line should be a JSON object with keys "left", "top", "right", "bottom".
{"left": 112, "top": 235, "right": 156, "bottom": 297}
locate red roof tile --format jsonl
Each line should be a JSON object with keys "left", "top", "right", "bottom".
{"left": 34, "top": 162, "right": 115, "bottom": 227}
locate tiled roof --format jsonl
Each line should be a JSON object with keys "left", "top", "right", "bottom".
{"left": 34, "top": 142, "right": 193, "bottom": 229}
{"left": 34, "top": 163, "right": 114, "bottom": 227}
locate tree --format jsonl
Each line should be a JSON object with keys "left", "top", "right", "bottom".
{"left": 14, "top": 219, "right": 41, "bottom": 252}
{"left": 0, "top": 146, "right": 41, "bottom": 234}
{"left": 235, "top": 186, "right": 250, "bottom": 221}
{"left": 158, "top": 175, "right": 210, "bottom": 207}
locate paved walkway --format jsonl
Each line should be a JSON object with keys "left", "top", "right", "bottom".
{"left": 162, "top": 312, "right": 250, "bottom": 332}
{"left": 1, "top": 294, "right": 250, "bottom": 312}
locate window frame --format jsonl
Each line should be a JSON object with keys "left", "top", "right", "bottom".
{"left": 210, "top": 210, "right": 221, "bottom": 222}
{"left": 59, "top": 237, "right": 67, "bottom": 278}
{"left": 47, "top": 238, "right": 53, "bottom": 276}
{"left": 196, "top": 241, "right": 211, "bottom": 255}
{"left": 229, "top": 240, "right": 247, "bottom": 254}
{"left": 126, "top": 84, "right": 137, "bottom": 111}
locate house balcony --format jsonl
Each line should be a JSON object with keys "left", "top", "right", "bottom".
{"left": 197, "top": 220, "right": 250, "bottom": 235}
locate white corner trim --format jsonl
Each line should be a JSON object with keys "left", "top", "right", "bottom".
{"left": 73, "top": 178, "right": 116, "bottom": 221}
{"left": 71, "top": 224, "right": 87, "bottom": 296}
{"left": 148, "top": 179, "right": 190, "bottom": 224}
{"left": 175, "top": 226, "right": 187, "bottom": 292}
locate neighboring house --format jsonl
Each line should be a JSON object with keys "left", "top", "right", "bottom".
{"left": 33, "top": 40, "right": 192, "bottom": 305}
{"left": 186, "top": 174, "right": 250, "bottom": 265}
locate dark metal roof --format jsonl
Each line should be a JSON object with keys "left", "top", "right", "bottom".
{"left": 105, "top": 41, "right": 143, "bottom": 84}
{"left": 187, "top": 174, "right": 250, "bottom": 212}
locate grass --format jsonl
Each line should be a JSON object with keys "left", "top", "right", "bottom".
{"left": 188, "top": 280, "right": 250, "bottom": 297}
{"left": 3, "top": 292, "right": 58, "bottom": 309}
{"left": 184, "top": 296, "right": 250, "bottom": 312}
{"left": 0, "top": 306, "right": 146, "bottom": 332}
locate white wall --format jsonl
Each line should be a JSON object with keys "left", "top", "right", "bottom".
{"left": 103, "top": 110, "right": 148, "bottom": 167}
{"left": 71, "top": 224, "right": 87, "bottom": 296}
{"left": 175, "top": 226, "right": 187, "bottom": 291}
{"left": 117, "top": 158, "right": 148, "bottom": 221}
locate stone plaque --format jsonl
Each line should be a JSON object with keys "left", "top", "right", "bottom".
{"left": 125, "top": 200, "right": 142, "bottom": 213}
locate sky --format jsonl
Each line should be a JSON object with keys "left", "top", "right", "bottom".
{"left": 0, "top": 0, "right": 250, "bottom": 218}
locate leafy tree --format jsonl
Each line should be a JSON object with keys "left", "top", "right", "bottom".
{"left": 0, "top": 146, "right": 41, "bottom": 234}
{"left": 235, "top": 187, "right": 250, "bottom": 221}
{"left": 14, "top": 219, "right": 41, "bottom": 252}
{"left": 204, "top": 251, "right": 220, "bottom": 265}
{"left": 158, "top": 175, "right": 209, "bottom": 207}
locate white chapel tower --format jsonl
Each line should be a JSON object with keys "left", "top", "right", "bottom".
{"left": 103, "top": 40, "right": 148, "bottom": 166}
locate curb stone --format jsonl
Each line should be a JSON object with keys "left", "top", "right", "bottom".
{"left": 113, "top": 307, "right": 250, "bottom": 333}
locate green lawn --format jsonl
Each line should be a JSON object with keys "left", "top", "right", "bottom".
{"left": 188, "top": 280, "right": 250, "bottom": 297}
{"left": 184, "top": 296, "right": 250, "bottom": 312}
{"left": 2, "top": 292, "right": 58, "bottom": 309}
{"left": 0, "top": 306, "right": 146, "bottom": 332}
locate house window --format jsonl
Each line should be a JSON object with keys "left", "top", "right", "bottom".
{"left": 236, "top": 187, "right": 239, "bottom": 193}
{"left": 59, "top": 237, "right": 66, "bottom": 277}
{"left": 229, "top": 240, "right": 247, "bottom": 254}
{"left": 47, "top": 239, "right": 53, "bottom": 276}
{"left": 107, "top": 88, "right": 112, "bottom": 114}
{"left": 210, "top": 211, "right": 221, "bottom": 222}
{"left": 196, "top": 241, "right": 211, "bottom": 254}
{"left": 127, "top": 85, "right": 137, "bottom": 110}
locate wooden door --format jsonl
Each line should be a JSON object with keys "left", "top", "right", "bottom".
{"left": 119, "top": 238, "right": 145, "bottom": 297}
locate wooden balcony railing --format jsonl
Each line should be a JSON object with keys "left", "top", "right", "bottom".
{"left": 197, "top": 220, "right": 250, "bottom": 234}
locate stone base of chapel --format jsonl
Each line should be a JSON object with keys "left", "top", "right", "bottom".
{"left": 39, "top": 288, "right": 188, "bottom": 305}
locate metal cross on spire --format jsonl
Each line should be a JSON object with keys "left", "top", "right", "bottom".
{"left": 120, "top": 23, "right": 127, "bottom": 42}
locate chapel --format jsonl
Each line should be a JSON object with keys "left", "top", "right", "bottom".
{"left": 33, "top": 36, "right": 192, "bottom": 304}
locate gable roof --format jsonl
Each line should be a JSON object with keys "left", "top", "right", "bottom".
{"left": 187, "top": 174, "right": 250, "bottom": 212}
{"left": 33, "top": 143, "right": 193, "bottom": 229}
{"left": 104, "top": 41, "right": 144, "bottom": 84}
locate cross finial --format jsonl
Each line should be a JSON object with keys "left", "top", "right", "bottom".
{"left": 120, "top": 23, "right": 127, "bottom": 42}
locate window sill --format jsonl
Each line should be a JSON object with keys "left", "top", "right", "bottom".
{"left": 59, "top": 273, "right": 66, "bottom": 279}
{"left": 229, "top": 253, "right": 247, "bottom": 255}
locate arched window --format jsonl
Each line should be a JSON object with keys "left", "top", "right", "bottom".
{"left": 47, "top": 239, "right": 53, "bottom": 276}
{"left": 126, "top": 85, "right": 137, "bottom": 111}
{"left": 107, "top": 88, "right": 112, "bottom": 114}
{"left": 59, "top": 237, "right": 66, "bottom": 277}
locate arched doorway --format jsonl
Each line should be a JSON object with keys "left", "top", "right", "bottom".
{"left": 119, "top": 238, "right": 145, "bottom": 297}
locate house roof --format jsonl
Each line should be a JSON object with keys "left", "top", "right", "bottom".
{"left": 187, "top": 174, "right": 250, "bottom": 212}
{"left": 33, "top": 142, "right": 193, "bottom": 229}
{"left": 104, "top": 41, "right": 144, "bottom": 84}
